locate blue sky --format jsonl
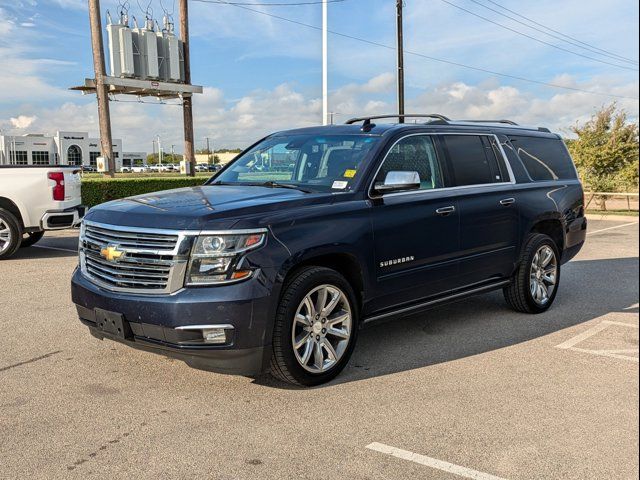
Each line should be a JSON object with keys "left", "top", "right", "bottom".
{"left": 1, "top": 0, "right": 638, "bottom": 153}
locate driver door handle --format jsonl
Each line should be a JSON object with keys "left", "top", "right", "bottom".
{"left": 500, "top": 198, "right": 516, "bottom": 206}
{"left": 435, "top": 206, "right": 456, "bottom": 216}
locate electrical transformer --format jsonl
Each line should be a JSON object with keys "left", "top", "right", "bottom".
{"left": 132, "top": 18, "right": 159, "bottom": 79}
{"left": 106, "top": 12, "right": 134, "bottom": 78}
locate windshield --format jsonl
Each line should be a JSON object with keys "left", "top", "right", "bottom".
{"left": 211, "top": 134, "right": 380, "bottom": 192}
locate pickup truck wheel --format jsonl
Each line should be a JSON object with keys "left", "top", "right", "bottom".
{"left": 270, "top": 266, "right": 359, "bottom": 386}
{"left": 504, "top": 233, "right": 560, "bottom": 314}
{"left": 20, "top": 230, "right": 45, "bottom": 248}
{"left": 0, "top": 208, "right": 22, "bottom": 259}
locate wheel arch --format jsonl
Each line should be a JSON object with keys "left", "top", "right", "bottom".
{"left": 529, "top": 218, "right": 564, "bottom": 253}
{"left": 277, "top": 249, "right": 367, "bottom": 319}
{"left": 0, "top": 196, "right": 24, "bottom": 228}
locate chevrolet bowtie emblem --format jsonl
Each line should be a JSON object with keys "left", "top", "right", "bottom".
{"left": 100, "top": 245, "right": 125, "bottom": 262}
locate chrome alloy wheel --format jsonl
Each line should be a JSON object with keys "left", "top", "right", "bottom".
{"left": 292, "top": 284, "right": 352, "bottom": 373}
{"left": 529, "top": 245, "right": 558, "bottom": 306}
{"left": 0, "top": 218, "right": 12, "bottom": 254}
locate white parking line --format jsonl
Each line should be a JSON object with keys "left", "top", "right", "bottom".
{"left": 33, "top": 245, "right": 77, "bottom": 253}
{"left": 366, "top": 442, "right": 507, "bottom": 480}
{"left": 587, "top": 221, "right": 638, "bottom": 236}
{"left": 556, "top": 317, "right": 639, "bottom": 363}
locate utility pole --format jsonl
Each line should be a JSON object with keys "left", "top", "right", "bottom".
{"left": 322, "top": 0, "right": 328, "bottom": 125}
{"left": 206, "top": 136, "right": 211, "bottom": 163}
{"left": 396, "top": 0, "right": 405, "bottom": 124}
{"left": 179, "top": 0, "right": 196, "bottom": 177}
{"left": 88, "top": 0, "right": 115, "bottom": 176}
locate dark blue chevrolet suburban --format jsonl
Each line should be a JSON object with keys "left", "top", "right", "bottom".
{"left": 71, "top": 114, "right": 587, "bottom": 386}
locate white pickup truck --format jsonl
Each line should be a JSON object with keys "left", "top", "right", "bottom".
{"left": 0, "top": 166, "right": 84, "bottom": 259}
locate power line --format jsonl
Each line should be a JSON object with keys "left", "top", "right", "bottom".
{"left": 192, "top": 0, "right": 346, "bottom": 5}
{"left": 480, "top": 0, "right": 639, "bottom": 65}
{"left": 194, "top": 0, "right": 640, "bottom": 100}
{"left": 439, "top": 0, "right": 638, "bottom": 72}
{"left": 466, "top": 0, "right": 639, "bottom": 66}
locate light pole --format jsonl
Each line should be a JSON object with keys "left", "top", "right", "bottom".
{"left": 322, "top": 0, "right": 328, "bottom": 125}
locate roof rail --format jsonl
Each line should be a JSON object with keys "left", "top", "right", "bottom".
{"left": 458, "top": 119, "right": 519, "bottom": 126}
{"left": 345, "top": 114, "right": 451, "bottom": 125}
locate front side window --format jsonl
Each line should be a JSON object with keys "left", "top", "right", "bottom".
{"left": 212, "top": 134, "right": 380, "bottom": 192}
{"left": 443, "top": 135, "right": 505, "bottom": 187}
{"left": 375, "top": 135, "right": 444, "bottom": 190}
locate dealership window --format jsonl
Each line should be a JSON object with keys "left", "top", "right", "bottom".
{"left": 89, "top": 151, "right": 100, "bottom": 167}
{"left": 67, "top": 145, "right": 83, "bottom": 166}
{"left": 442, "top": 135, "right": 506, "bottom": 187}
{"left": 10, "top": 151, "right": 28, "bottom": 165}
{"left": 31, "top": 151, "right": 50, "bottom": 165}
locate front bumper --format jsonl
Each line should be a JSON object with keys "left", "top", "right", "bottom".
{"left": 41, "top": 205, "right": 86, "bottom": 230}
{"left": 71, "top": 267, "right": 276, "bottom": 376}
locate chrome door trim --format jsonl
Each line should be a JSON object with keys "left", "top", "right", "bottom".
{"left": 368, "top": 132, "right": 516, "bottom": 200}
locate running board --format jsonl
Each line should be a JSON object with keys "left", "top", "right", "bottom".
{"left": 362, "top": 280, "right": 510, "bottom": 325}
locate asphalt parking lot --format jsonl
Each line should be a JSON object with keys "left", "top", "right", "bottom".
{"left": 1, "top": 217, "right": 638, "bottom": 480}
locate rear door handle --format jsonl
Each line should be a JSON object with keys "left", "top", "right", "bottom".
{"left": 435, "top": 206, "right": 456, "bottom": 216}
{"left": 500, "top": 198, "right": 516, "bottom": 206}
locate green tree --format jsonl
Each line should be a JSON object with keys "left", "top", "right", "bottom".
{"left": 567, "top": 104, "right": 639, "bottom": 210}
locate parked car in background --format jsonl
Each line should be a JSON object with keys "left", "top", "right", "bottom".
{"left": 1, "top": 165, "right": 84, "bottom": 259}
{"left": 195, "top": 164, "right": 209, "bottom": 172}
{"left": 131, "top": 165, "right": 150, "bottom": 173}
{"left": 208, "top": 164, "right": 222, "bottom": 172}
{"left": 81, "top": 165, "right": 96, "bottom": 173}
{"left": 72, "top": 114, "right": 586, "bottom": 386}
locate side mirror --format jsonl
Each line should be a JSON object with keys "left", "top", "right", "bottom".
{"left": 375, "top": 171, "right": 421, "bottom": 194}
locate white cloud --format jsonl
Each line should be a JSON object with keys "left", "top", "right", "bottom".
{"left": 3, "top": 73, "right": 635, "bottom": 154}
{"left": 10, "top": 115, "right": 37, "bottom": 129}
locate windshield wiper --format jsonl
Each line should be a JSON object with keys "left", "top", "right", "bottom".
{"left": 212, "top": 180, "right": 312, "bottom": 193}
{"left": 256, "top": 181, "right": 312, "bottom": 193}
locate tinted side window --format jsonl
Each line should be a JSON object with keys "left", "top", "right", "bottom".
{"left": 443, "top": 135, "right": 503, "bottom": 186}
{"left": 376, "top": 135, "right": 444, "bottom": 190}
{"left": 509, "top": 136, "right": 577, "bottom": 181}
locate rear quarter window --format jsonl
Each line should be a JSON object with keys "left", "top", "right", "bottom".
{"left": 509, "top": 136, "right": 577, "bottom": 181}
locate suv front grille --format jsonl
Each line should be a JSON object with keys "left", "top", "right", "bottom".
{"left": 80, "top": 222, "right": 190, "bottom": 294}
{"left": 84, "top": 223, "right": 179, "bottom": 251}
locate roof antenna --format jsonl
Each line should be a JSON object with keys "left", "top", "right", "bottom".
{"left": 361, "top": 118, "right": 376, "bottom": 132}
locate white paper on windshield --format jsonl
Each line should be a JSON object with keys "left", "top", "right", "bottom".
{"left": 332, "top": 181, "right": 348, "bottom": 190}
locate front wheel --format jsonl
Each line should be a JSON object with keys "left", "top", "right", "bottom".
{"left": 270, "top": 266, "right": 358, "bottom": 386}
{"left": 504, "top": 233, "right": 560, "bottom": 313}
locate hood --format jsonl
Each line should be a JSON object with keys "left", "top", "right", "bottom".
{"left": 85, "top": 185, "right": 330, "bottom": 230}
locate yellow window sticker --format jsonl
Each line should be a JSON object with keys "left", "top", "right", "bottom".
{"left": 344, "top": 169, "right": 357, "bottom": 178}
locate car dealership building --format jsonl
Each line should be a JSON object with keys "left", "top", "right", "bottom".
{"left": 0, "top": 131, "right": 145, "bottom": 170}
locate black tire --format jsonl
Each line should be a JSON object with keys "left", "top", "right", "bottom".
{"left": 20, "top": 230, "right": 45, "bottom": 248}
{"left": 504, "top": 233, "right": 561, "bottom": 313}
{"left": 0, "top": 208, "right": 22, "bottom": 260}
{"left": 270, "top": 266, "right": 359, "bottom": 386}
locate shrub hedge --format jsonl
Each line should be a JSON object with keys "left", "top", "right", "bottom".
{"left": 82, "top": 177, "right": 206, "bottom": 207}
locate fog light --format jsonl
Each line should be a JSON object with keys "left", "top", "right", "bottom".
{"left": 202, "top": 328, "right": 227, "bottom": 344}
{"left": 175, "top": 324, "right": 233, "bottom": 345}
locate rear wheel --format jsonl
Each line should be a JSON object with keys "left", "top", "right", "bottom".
{"left": 270, "top": 266, "right": 358, "bottom": 386}
{"left": 20, "top": 230, "right": 45, "bottom": 248}
{"left": 504, "top": 233, "right": 560, "bottom": 313}
{"left": 0, "top": 208, "right": 22, "bottom": 259}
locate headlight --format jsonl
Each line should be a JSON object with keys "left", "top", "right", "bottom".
{"left": 186, "top": 231, "right": 266, "bottom": 285}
